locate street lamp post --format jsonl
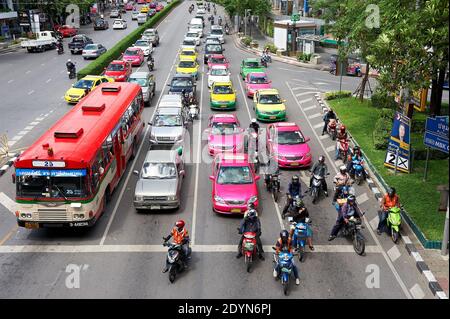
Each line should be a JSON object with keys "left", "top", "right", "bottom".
{"left": 244, "top": 9, "right": 251, "bottom": 37}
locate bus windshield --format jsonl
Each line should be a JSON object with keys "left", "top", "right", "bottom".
{"left": 16, "top": 169, "right": 88, "bottom": 199}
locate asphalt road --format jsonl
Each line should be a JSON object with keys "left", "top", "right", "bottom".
{"left": 0, "top": 1, "right": 434, "bottom": 299}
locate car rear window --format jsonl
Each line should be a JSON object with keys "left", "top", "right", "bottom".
{"left": 107, "top": 63, "right": 124, "bottom": 71}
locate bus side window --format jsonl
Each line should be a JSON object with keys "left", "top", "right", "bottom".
{"left": 106, "top": 134, "right": 114, "bottom": 155}
{"left": 96, "top": 151, "right": 105, "bottom": 176}
{"left": 91, "top": 162, "right": 100, "bottom": 191}
{"left": 102, "top": 140, "right": 111, "bottom": 165}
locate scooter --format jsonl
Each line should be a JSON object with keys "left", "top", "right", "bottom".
{"left": 261, "top": 57, "right": 268, "bottom": 68}
{"left": 386, "top": 207, "right": 402, "bottom": 243}
{"left": 327, "top": 118, "right": 338, "bottom": 140}
{"left": 336, "top": 138, "right": 349, "bottom": 163}
{"left": 224, "top": 25, "right": 230, "bottom": 35}
{"left": 67, "top": 68, "right": 76, "bottom": 79}
{"left": 241, "top": 231, "right": 258, "bottom": 272}
{"left": 290, "top": 219, "right": 311, "bottom": 262}
{"left": 265, "top": 172, "right": 280, "bottom": 202}
{"left": 272, "top": 247, "right": 297, "bottom": 296}
{"left": 341, "top": 215, "right": 366, "bottom": 255}
{"left": 163, "top": 239, "right": 191, "bottom": 283}
{"left": 57, "top": 42, "right": 64, "bottom": 54}
{"left": 188, "top": 104, "right": 199, "bottom": 121}
{"left": 147, "top": 58, "right": 154, "bottom": 71}
{"left": 350, "top": 158, "right": 365, "bottom": 185}
{"left": 308, "top": 173, "right": 330, "bottom": 204}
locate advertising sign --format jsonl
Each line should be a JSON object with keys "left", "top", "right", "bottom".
{"left": 424, "top": 116, "right": 449, "bottom": 154}
{"left": 384, "top": 112, "right": 411, "bottom": 173}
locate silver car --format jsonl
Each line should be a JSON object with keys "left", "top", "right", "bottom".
{"left": 149, "top": 107, "right": 187, "bottom": 147}
{"left": 141, "top": 28, "right": 160, "bottom": 46}
{"left": 133, "top": 39, "right": 153, "bottom": 56}
{"left": 128, "top": 71, "right": 155, "bottom": 106}
{"left": 209, "top": 25, "right": 225, "bottom": 44}
{"left": 133, "top": 149, "right": 185, "bottom": 210}
{"left": 82, "top": 43, "right": 107, "bottom": 59}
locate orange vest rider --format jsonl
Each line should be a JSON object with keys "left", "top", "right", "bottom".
{"left": 168, "top": 220, "right": 189, "bottom": 245}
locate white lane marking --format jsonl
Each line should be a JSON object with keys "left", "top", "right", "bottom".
{"left": 387, "top": 245, "right": 401, "bottom": 262}
{"left": 29, "top": 121, "right": 39, "bottom": 125}
{"left": 0, "top": 244, "right": 382, "bottom": 254}
{"left": 296, "top": 91, "right": 319, "bottom": 97}
{"left": 356, "top": 192, "right": 369, "bottom": 204}
{"left": 313, "top": 123, "right": 323, "bottom": 129}
{"left": 303, "top": 105, "right": 316, "bottom": 112}
{"left": 99, "top": 51, "right": 179, "bottom": 246}
{"left": 46, "top": 78, "right": 52, "bottom": 83}
{"left": 191, "top": 62, "right": 205, "bottom": 246}
{"left": 313, "top": 82, "right": 329, "bottom": 86}
{"left": 308, "top": 113, "right": 322, "bottom": 120}
{"left": 369, "top": 216, "right": 379, "bottom": 230}
{"left": 11, "top": 135, "right": 22, "bottom": 141}
{"left": 7, "top": 141, "right": 16, "bottom": 147}
{"left": 334, "top": 160, "right": 343, "bottom": 167}
{"left": 236, "top": 74, "right": 253, "bottom": 120}
{"left": 286, "top": 81, "right": 413, "bottom": 299}
{"left": 278, "top": 67, "right": 306, "bottom": 73}
{"left": 7, "top": 80, "right": 14, "bottom": 84}
{"left": 27, "top": 90, "right": 34, "bottom": 95}
{"left": 35, "top": 117, "right": 45, "bottom": 121}
{"left": 409, "top": 284, "right": 425, "bottom": 299}
{"left": 24, "top": 126, "right": 34, "bottom": 130}
{"left": 17, "top": 131, "right": 28, "bottom": 136}
{"left": 26, "top": 70, "right": 31, "bottom": 74}
{"left": 0, "top": 192, "right": 17, "bottom": 215}
{"left": 402, "top": 235, "right": 412, "bottom": 244}
{"left": 41, "top": 63, "right": 45, "bottom": 67}
{"left": 292, "top": 78, "right": 308, "bottom": 83}
{"left": 299, "top": 97, "right": 313, "bottom": 104}
{"left": 325, "top": 145, "right": 335, "bottom": 152}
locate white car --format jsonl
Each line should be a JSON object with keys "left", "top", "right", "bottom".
{"left": 131, "top": 10, "right": 140, "bottom": 20}
{"left": 207, "top": 65, "right": 231, "bottom": 88}
{"left": 133, "top": 39, "right": 153, "bottom": 56}
{"left": 189, "top": 24, "right": 203, "bottom": 38}
{"left": 185, "top": 31, "right": 201, "bottom": 46}
{"left": 209, "top": 25, "right": 225, "bottom": 44}
{"left": 181, "top": 38, "right": 197, "bottom": 50}
{"left": 196, "top": 8, "right": 206, "bottom": 15}
{"left": 113, "top": 19, "right": 127, "bottom": 29}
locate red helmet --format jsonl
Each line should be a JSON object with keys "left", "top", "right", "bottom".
{"left": 340, "top": 125, "right": 346, "bottom": 133}
{"left": 175, "top": 220, "right": 185, "bottom": 229}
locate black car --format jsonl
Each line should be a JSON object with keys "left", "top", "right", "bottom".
{"left": 168, "top": 74, "right": 196, "bottom": 96}
{"left": 94, "top": 18, "right": 109, "bottom": 30}
{"left": 204, "top": 43, "right": 224, "bottom": 63}
{"left": 68, "top": 34, "right": 93, "bottom": 54}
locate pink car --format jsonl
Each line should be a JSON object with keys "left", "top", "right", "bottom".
{"left": 125, "top": 3, "right": 134, "bottom": 10}
{"left": 207, "top": 54, "right": 230, "bottom": 70}
{"left": 122, "top": 47, "right": 144, "bottom": 66}
{"left": 210, "top": 153, "right": 260, "bottom": 215}
{"left": 207, "top": 114, "right": 245, "bottom": 156}
{"left": 245, "top": 72, "right": 272, "bottom": 98}
{"left": 267, "top": 123, "right": 312, "bottom": 168}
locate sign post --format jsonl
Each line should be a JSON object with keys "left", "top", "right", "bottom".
{"left": 423, "top": 116, "right": 449, "bottom": 180}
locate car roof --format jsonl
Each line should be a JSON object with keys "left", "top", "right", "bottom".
{"left": 258, "top": 88, "right": 279, "bottom": 94}
{"left": 155, "top": 107, "right": 181, "bottom": 115}
{"left": 211, "top": 25, "right": 223, "bottom": 30}
{"left": 210, "top": 65, "right": 227, "bottom": 70}
{"left": 216, "top": 153, "right": 250, "bottom": 166}
{"left": 144, "top": 150, "right": 179, "bottom": 163}
{"left": 145, "top": 28, "right": 156, "bottom": 32}
{"left": 110, "top": 60, "right": 126, "bottom": 65}
{"left": 129, "top": 71, "right": 150, "bottom": 78}
{"left": 81, "top": 75, "right": 107, "bottom": 81}
{"left": 273, "top": 122, "right": 300, "bottom": 131}
{"left": 211, "top": 114, "right": 238, "bottom": 123}
{"left": 179, "top": 58, "right": 195, "bottom": 62}
{"left": 210, "top": 54, "right": 225, "bottom": 58}
{"left": 213, "top": 81, "right": 232, "bottom": 86}
{"left": 248, "top": 72, "right": 267, "bottom": 77}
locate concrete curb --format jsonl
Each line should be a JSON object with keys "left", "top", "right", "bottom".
{"left": 319, "top": 94, "right": 448, "bottom": 299}
{"left": 0, "top": 43, "right": 23, "bottom": 54}
{"left": 231, "top": 33, "right": 330, "bottom": 71}
{"left": 0, "top": 152, "right": 20, "bottom": 177}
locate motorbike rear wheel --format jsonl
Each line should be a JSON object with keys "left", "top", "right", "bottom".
{"left": 311, "top": 188, "right": 318, "bottom": 204}
{"left": 244, "top": 254, "right": 253, "bottom": 273}
{"left": 391, "top": 228, "right": 399, "bottom": 244}
{"left": 273, "top": 188, "right": 279, "bottom": 202}
{"left": 169, "top": 266, "right": 177, "bottom": 283}
{"left": 355, "top": 174, "right": 362, "bottom": 185}
{"left": 353, "top": 233, "right": 365, "bottom": 255}
{"left": 283, "top": 281, "right": 289, "bottom": 296}
{"left": 299, "top": 246, "right": 305, "bottom": 262}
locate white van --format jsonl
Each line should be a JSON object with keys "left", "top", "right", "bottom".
{"left": 137, "top": 13, "right": 147, "bottom": 25}
{"left": 158, "top": 94, "right": 183, "bottom": 110}
{"left": 189, "top": 18, "right": 203, "bottom": 29}
{"left": 189, "top": 18, "right": 204, "bottom": 37}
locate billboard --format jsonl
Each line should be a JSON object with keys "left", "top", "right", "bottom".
{"left": 384, "top": 112, "right": 411, "bottom": 173}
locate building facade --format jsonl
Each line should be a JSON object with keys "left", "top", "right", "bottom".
{"left": 0, "top": 0, "right": 19, "bottom": 39}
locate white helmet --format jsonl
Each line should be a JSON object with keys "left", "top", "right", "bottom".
{"left": 340, "top": 165, "right": 347, "bottom": 171}
{"left": 251, "top": 118, "right": 257, "bottom": 123}
{"left": 67, "top": 59, "right": 71, "bottom": 62}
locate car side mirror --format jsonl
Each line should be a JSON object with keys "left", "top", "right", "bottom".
{"left": 304, "top": 137, "right": 311, "bottom": 142}
{"left": 209, "top": 175, "right": 214, "bottom": 181}
{"left": 255, "top": 176, "right": 261, "bottom": 181}
{"left": 179, "top": 170, "right": 185, "bottom": 176}
{"left": 282, "top": 99, "right": 287, "bottom": 103}
{"left": 133, "top": 170, "right": 139, "bottom": 175}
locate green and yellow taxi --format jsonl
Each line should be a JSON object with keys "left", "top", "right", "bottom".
{"left": 179, "top": 47, "right": 198, "bottom": 62}
{"left": 253, "top": 89, "right": 286, "bottom": 121}
{"left": 140, "top": 6, "right": 149, "bottom": 13}
{"left": 210, "top": 81, "right": 236, "bottom": 110}
{"left": 176, "top": 58, "right": 199, "bottom": 80}
{"left": 64, "top": 75, "right": 114, "bottom": 104}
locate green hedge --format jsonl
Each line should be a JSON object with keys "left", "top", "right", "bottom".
{"left": 77, "top": 0, "right": 180, "bottom": 79}
{"left": 372, "top": 108, "right": 396, "bottom": 150}
{"left": 324, "top": 90, "right": 352, "bottom": 100}
{"left": 264, "top": 42, "right": 277, "bottom": 54}
{"left": 371, "top": 88, "right": 397, "bottom": 109}
{"left": 241, "top": 36, "right": 252, "bottom": 46}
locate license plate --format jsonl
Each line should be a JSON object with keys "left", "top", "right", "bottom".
{"left": 270, "top": 116, "right": 276, "bottom": 119}
{"left": 220, "top": 105, "right": 227, "bottom": 108}
{"left": 151, "top": 205, "right": 161, "bottom": 210}
{"left": 231, "top": 208, "right": 241, "bottom": 213}
{"left": 24, "top": 222, "right": 39, "bottom": 229}
{"left": 290, "top": 162, "right": 299, "bottom": 166}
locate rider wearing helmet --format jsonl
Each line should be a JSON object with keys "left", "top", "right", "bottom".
{"left": 333, "top": 165, "right": 352, "bottom": 203}
{"left": 282, "top": 175, "right": 302, "bottom": 216}
{"left": 309, "top": 156, "right": 329, "bottom": 196}
{"left": 66, "top": 59, "right": 75, "bottom": 72}
{"left": 347, "top": 146, "right": 366, "bottom": 178}
{"left": 377, "top": 187, "right": 400, "bottom": 235}
{"left": 328, "top": 195, "right": 362, "bottom": 241}
{"left": 322, "top": 108, "right": 337, "bottom": 135}
{"left": 335, "top": 125, "right": 348, "bottom": 160}
{"left": 273, "top": 230, "right": 300, "bottom": 285}
{"left": 162, "top": 220, "right": 190, "bottom": 272}
{"left": 249, "top": 118, "right": 260, "bottom": 151}
{"left": 286, "top": 196, "right": 315, "bottom": 250}
{"left": 237, "top": 209, "right": 264, "bottom": 260}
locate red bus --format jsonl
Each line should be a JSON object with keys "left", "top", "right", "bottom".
{"left": 13, "top": 82, "right": 145, "bottom": 229}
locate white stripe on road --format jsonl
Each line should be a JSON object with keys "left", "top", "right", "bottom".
{"left": 26, "top": 70, "right": 31, "bottom": 74}
{"left": 325, "top": 145, "right": 335, "bottom": 152}
{"left": 0, "top": 192, "right": 17, "bottom": 215}
{"left": 46, "top": 78, "right": 52, "bottom": 83}
{"left": 313, "top": 123, "right": 323, "bottom": 129}
{"left": 296, "top": 91, "right": 319, "bottom": 97}
{"left": 308, "top": 113, "right": 322, "bottom": 120}
{"left": 299, "top": 98, "right": 313, "bottom": 104}
{"left": 278, "top": 67, "right": 306, "bottom": 73}
{"left": 7, "top": 80, "right": 14, "bottom": 84}
{"left": 236, "top": 74, "right": 254, "bottom": 120}
{"left": 303, "top": 105, "right": 316, "bottom": 112}
{"left": 0, "top": 244, "right": 382, "bottom": 254}
{"left": 29, "top": 121, "right": 39, "bottom": 126}
{"left": 402, "top": 235, "right": 412, "bottom": 244}
{"left": 24, "top": 126, "right": 34, "bottom": 130}
{"left": 35, "top": 117, "right": 45, "bottom": 121}
{"left": 409, "top": 284, "right": 425, "bottom": 299}
{"left": 11, "top": 135, "right": 22, "bottom": 141}
{"left": 387, "top": 245, "right": 401, "bottom": 262}
{"left": 27, "top": 90, "right": 34, "bottom": 95}
{"left": 17, "top": 131, "right": 28, "bottom": 136}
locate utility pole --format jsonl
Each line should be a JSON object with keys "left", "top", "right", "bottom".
{"left": 244, "top": 9, "right": 251, "bottom": 37}
{"left": 442, "top": 197, "right": 449, "bottom": 256}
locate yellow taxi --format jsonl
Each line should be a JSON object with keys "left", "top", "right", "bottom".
{"left": 210, "top": 81, "right": 236, "bottom": 110}
{"left": 176, "top": 59, "right": 199, "bottom": 80}
{"left": 253, "top": 88, "right": 286, "bottom": 121}
{"left": 140, "top": 6, "right": 149, "bottom": 13}
{"left": 64, "top": 75, "right": 114, "bottom": 104}
{"left": 179, "top": 48, "right": 198, "bottom": 62}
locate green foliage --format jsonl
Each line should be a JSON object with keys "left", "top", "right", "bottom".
{"left": 371, "top": 88, "right": 397, "bottom": 109}
{"left": 324, "top": 91, "right": 352, "bottom": 100}
{"left": 77, "top": 1, "right": 179, "bottom": 79}
{"left": 372, "top": 116, "right": 393, "bottom": 150}
{"left": 297, "top": 52, "right": 312, "bottom": 62}
{"left": 240, "top": 36, "right": 252, "bottom": 46}
{"left": 264, "top": 43, "right": 277, "bottom": 54}
{"left": 379, "top": 107, "right": 395, "bottom": 119}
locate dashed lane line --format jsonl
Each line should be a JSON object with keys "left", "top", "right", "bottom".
{"left": 0, "top": 192, "right": 17, "bottom": 215}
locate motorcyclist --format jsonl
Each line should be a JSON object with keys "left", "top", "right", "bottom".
{"left": 218, "top": 16, "right": 222, "bottom": 25}
{"left": 309, "top": 155, "right": 329, "bottom": 196}
{"left": 224, "top": 22, "right": 230, "bottom": 34}
{"left": 282, "top": 175, "right": 302, "bottom": 216}
{"left": 335, "top": 125, "right": 348, "bottom": 160}
{"left": 347, "top": 146, "right": 366, "bottom": 179}
{"left": 147, "top": 52, "right": 154, "bottom": 70}
{"left": 328, "top": 195, "right": 362, "bottom": 241}
{"left": 273, "top": 230, "right": 300, "bottom": 285}
{"left": 248, "top": 118, "right": 260, "bottom": 151}
{"left": 210, "top": 15, "right": 215, "bottom": 25}
{"left": 162, "top": 220, "right": 190, "bottom": 272}
{"left": 322, "top": 108, "right": 337, "bottom": 136}
{"left": 377, "top": 187, "right": 400, "bottom": 235}
{"left": 66, "top": 59, "right": 76, "bottom": 76}
{"left": 237, "top": 209, "right": 265, "bottom": 260}
{"left": 286, "top": 197, "right": 314, "bottom": 250}
{"left": 264, "top": 156, "right": 280, "bottom": 190}
{"left": 332, "top": 165, "right": 352, "bottom": 204}
{"left": 243, "top": 202, "right": 258, "bottom": 218}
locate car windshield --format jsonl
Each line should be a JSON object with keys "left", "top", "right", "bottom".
{"left": 213, "top": 85, "right": 232, "bottom": 94}
{"left": 84, "top": 44, "right": 97, "bottom": 50}
{"left": 171, "top": 79, "right": 193, "bottom": 87}
{"left": 72, "top": 37, "right": 85, "bottom": 43}
{"left": 211, "top": 122, "right": 238, "bottom": 135}
{"left": 73, "top": 79, "right": 93, "bottom": 89}
{"left": 107, "top": 63, "right": 124, "bottom": 71}
{"left": 154, "top": 114, "right": 182, "bottom": 126}
{"left": 250, "top": 75, "right": 268, "bottom": 84}
{"left": 142, "top": 162, "right": 176, "bottom": 179}
{"left": 183, "top": 40, "right": 196, "bottom": 46}
{"left": 128, "top": 77, "right": 148, "bottom": 87}
{"left": 186, "top": 33, "right": 198, "bottom": 38}
{"left": 16, "top": 170, "right": 88, "bottom": 198}
{"left": 182, "top": 50, "right": 195, "bottom": 56}
{"left": 276, "top": 131, "right": 305, "bottom": 145}
{"left": 179, "top": 61, "right": 195, "bottom": 68}
{"left": 259, "top": 94, "right": 282, "bottom": 104}
{"left": 217, "top": 166, "right": 252, "bottom": 184}
{"left": 124, "top": 49, "right": 139, "bottom": 56}
{"left": 206, "top": 44, "right": 222, "bottom": 52}
{"left": 210, "top": 57, "right": 226, "bottom": 64}
{"left": 144, "top": 31, "right": 155, "bottom": 36}
{"left": 211, "top": 29, "right": 223, "bottom": 35}
{"left": 245, "top": 61, "right": 261, "bottom": 68}
{"left": 114, "top": 20, "right": 122, "bottom": 24}
{"left": 135, "top": 40, "right": 148, "bottom": 46}
{"left": 95, "top": 20, "right": 104, "bottom": 25}
{"left": 211, "top": 68, "right": 228, "bottom": 76}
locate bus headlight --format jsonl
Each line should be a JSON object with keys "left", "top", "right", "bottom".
{"left": 73, "top": 214, "right": 85, "bottom": 219}
{"left": 135, "top": 195, "right": 143, "bottom": 202}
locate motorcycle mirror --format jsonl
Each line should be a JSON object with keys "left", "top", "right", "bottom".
{"left": 271, "top": 247, "right": 276, "bottom": 251}
{"left": 133, "top": 170, "right": 139, "bottom": 175}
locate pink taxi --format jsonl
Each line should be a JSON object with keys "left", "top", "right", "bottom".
{"left": 122, "top": 47, "right": 145, "bottom": 66}
{"left": 266, "top": 122, "right": 312, "bottom": 168}
{"left": 210, "top": 153, "right": 260, "bottom": 215}
{"left": 206, "top": 114, "right": 245, "bottom": 156}
{"left": 207, "top": 54, "right": 230, "bottom": 70}
{"left": 245, "top": 72, "right": 272, "bottom": 98}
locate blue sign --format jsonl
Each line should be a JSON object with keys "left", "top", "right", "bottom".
{"left": 424, "top": 116, "right": 449, "bottom": 154}
{"left": 16, "top": 169, "right": 87, "bottom": 177}
{"left": 384, "top": 112, "right": 411, "bottom": 173}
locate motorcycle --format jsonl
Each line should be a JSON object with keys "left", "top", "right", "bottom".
{"left": 272, "top": 247, "right": 297, "bottom": 296}
{"left": 327, "top": 118, "right": 338, "bottom": 140}
{"left": 147, "top": 58, "right": 154, "bottom": 71}
{"left": 241, "top": 231, "right": 258, "bottom": 272}
{"left": 252, "top": 151, "right": 260, "bottom": 173}
{"left": 290, "top": 219, "right": 311, "bottom": 262}
{"left": 308, "top": 173, "right": 329, "bottom": 204}
{"left": 386, "top": 206, "right": 402, "bottom": 243}
{"left": 57, "top": 43, "right": 64, "bottom": 54}
{"left": 67, "top": 67, "right": 76, "bottom": 79}
{"left": 218, "top": 17, "right": 222, "bottom": 26}
{"left": 261, "top": 57, "right": 268, "bottom": 68}
{"left": 349, "top": 158, "right": 365, "bottom": 185}
{"left": 341, "top": 215, "right": 366, "bottom": 255}
{"left": 188, "top": 104, "right": 199, "bottom": 121}
{"left": 163, "top": 239, "right": 191, "bottom": 283}
{"left": 265, "top": 172, "right": 280, "bottom": 202}
{"left": 333, "top": 185, "right": 355, "bottom": 212}
{"left": 224, "top": 25, "right": 230, "bottom": 35}
{"left": 336, "top": 138, "right": 349, "bottom": 163}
